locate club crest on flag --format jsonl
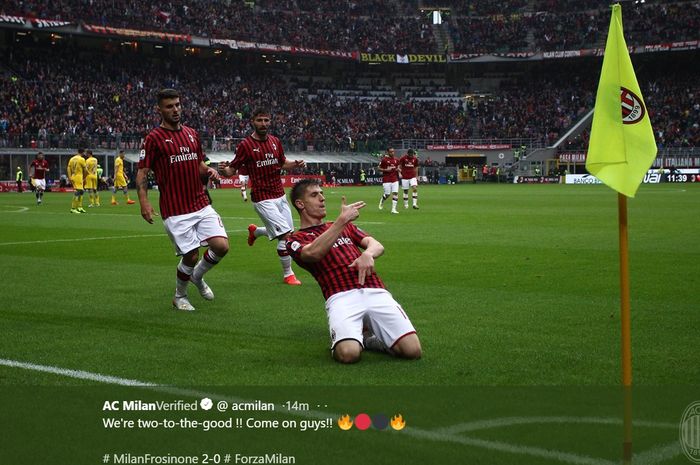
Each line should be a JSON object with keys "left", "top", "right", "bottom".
{"left": 621, "top": 87, "right": 645, "bottom": 124}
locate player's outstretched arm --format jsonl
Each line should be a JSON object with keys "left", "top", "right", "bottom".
{"left": 298, "top": 196, "right": 365, "bottom": 263}
{"left": 200, "top": 161, "right": 220, "bottom": 180}
{"left": 136, "top": 167, "right": 158, "bottom": 224}
{"left": 282, "top": 159, "right": 306, "bottom": 170}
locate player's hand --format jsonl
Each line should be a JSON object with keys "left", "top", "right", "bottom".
{"left": 207, "top": 167, "right": 220, "bottom": 181}
{"left": 349, "top": 251, "right": 375, "bottom": 285}
{"left": 217, "top": 161, "right": 232, "bottom": 176}
{"left": 338, "top": 195, "right": 365, "bottom": 224}
{"left": 140, "top": 203, "right": 159, "bottom": 224}
{"left": 294, "top": 159, "right": 306, "bottom": 168}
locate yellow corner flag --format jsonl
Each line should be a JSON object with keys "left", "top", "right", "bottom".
{"left": 586, "top": 4, "right": 657, "bottom": 198}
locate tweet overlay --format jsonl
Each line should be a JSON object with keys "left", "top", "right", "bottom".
{"left": 2, "top": 384, "right": 699, "bottom": 465}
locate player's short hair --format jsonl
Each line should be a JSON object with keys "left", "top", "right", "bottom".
{"left": 290, "top": 179, "right": 322, "bottom": 212}
{"left": 407, "top": 149, "right": 416, "bottom": 155}
{"left": 251, "top": 107, "right": 271, "bottom": 119}
{"left": 78, "top": 147, "right": 85, "bottom": 153}
{"left": 157, "top": 88, "right": 180, "bottom": 105}
{"left": 87, "top": 149, "right": 93, "bottom": 155}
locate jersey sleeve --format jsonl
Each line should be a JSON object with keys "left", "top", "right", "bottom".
{"left": 196, "top": 131, "right": 205, "bottom": 163}
{"left": 346, "top": 223, "right": 369, "bottom": 247}
{"left": 286, "top": 231, "right": 315, "bottom": 262}
{"left": 278, "top": 137, "right": 286, "bottom": 165}
{"left": 230, "top": 142, "right": 248, "bottom": 170}
{"left": 139, "top": 135, "right": 158, "bottom": 170}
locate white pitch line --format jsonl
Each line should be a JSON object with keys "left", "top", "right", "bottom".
{"left": 0, "top": 357, "right": 676, "bottom": 465}
{"left": 411, "top": 428, "right": 615, "bottom": 465}
{"left": 0, "top": 205, "right": 29, "bottom": 213}
{"left": 436, "top": 416, "right": 677, "bottom": 434}
{"left": 0, "top": 233, "right": 167, "bottom": 246}
{"left": 2, "top": 210, "right": 261, "bottom": 221}
{"left": 635, "top": 441, "right": 682, "bottom": 465}
{"left": 0, "top": 230, "right": 245, "bottom": 247}
{"left": 0, "top": 358, "right": 156, "bottom": 387}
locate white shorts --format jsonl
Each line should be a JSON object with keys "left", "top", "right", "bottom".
{"left": 239, "top": 175, "right": 249, "bottom": 185}
{"left": 253, "top": 196, "right": 294, "bottom": 240}
{"left": 325, "top": 288, "right": 416, "bottom": 350}
{"left": 32, "top": 179, "right": 46, "bottom": 191}
{"left": 163, "top": 205, "right": 228, "bottom": 256}
{"left": 401, "top": 178, "right": 418, "bottom": 190}
{"left": 382, "top": 181, "right": 399, "bottom": 196}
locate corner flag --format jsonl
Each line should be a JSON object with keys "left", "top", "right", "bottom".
{"left": 586, "top": 4, "right": 657, "bottom": 198}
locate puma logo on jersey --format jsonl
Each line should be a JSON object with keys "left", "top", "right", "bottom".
{"left": 165, "top": 139, "right": 174, "bottom": 144}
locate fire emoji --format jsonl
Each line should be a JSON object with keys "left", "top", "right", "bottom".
{"left": 337, "top": 414, "right": 353, "bottom": 431}
{"left": 390, "top": 414, "right": 406, "bottom": 431}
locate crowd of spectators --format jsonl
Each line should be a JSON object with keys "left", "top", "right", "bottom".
{"left": 450, "top": 1, "right": 700, "bottom": 54}
{"left": 1, "top": 43, "right": 698, "bottom": 152}
{"left": 422, "top": 0, "right": 529, "bottom": 16}
{"left": 471, "top": 70, "right": 597, "bottom": 144}
{"left": 1, "top": 0, "right": 436, "bottom": 53}
{"left": 2, "top": 0, "right": 698, "bottom": 55}
{"left": 0, "top": 47, "right": 470, "bottom": 152}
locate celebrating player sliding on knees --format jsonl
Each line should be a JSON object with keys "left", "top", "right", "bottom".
{"left": 286, "top": 179, "right": 421, "bottom": 364}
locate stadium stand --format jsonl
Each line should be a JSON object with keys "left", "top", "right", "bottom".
{"left": 0, "top": 0, "right": 698, "bottom": 182}
{"left": 2, "top": 0, "right": 698, "bottom": 54}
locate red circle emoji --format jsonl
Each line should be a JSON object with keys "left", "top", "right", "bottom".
{"left": 355, "top": 413, "right": 371, "bottom": 431}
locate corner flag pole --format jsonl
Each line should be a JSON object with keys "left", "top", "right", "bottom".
{"left": 619, "top": 193, "right": 633, "bottom": 465}
{"left": 618, "top": 193, "right": 632, "bottom": 387}
{"left": 586, "top": 5, "right": 657, "bottom": 463}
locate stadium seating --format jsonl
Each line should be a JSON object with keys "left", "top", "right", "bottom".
{"left": 0, "top": 44, "right": 698, "bottom": 152}
{"left": 1, "top": 0, "right": 698, "bottom": 54}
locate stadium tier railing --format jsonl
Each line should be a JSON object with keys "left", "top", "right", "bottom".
{"left": 0, "top": 133, "right": 547, "bottom": 154}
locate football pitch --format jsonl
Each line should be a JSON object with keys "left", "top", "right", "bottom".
{"left": 1, "top": 183, "right": 699, "bottom": 464}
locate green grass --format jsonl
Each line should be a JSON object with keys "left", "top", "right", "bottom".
{"left": 1, "top": 183, "right": 698, "bottom": 465}
{"left": 1, "top": 183, "right": 698, "bottom": 386}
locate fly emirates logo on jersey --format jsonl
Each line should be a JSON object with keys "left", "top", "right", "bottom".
{"left": 256, "top": 152, "right": 279, "bottom": 168}
{"left": 169, "top": 146, "right": 199, "bottom": 164}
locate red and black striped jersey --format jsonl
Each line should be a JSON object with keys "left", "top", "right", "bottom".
{"left": 287, "top": 222, "right": 385, "bottom": 300}
{"left": 379, "top": 156, "right": 399, "bottom": 183}
{"left": 230, "top": 135, "right": 286, "bottom": 202}
{"left": 139, "top": 125, "right": 209, "bottom": 219}
{"left": 399, "top": 154, "right": 419, "bottom": 179}
{"left": 30, "top": 159, "right": 49, "bottom": 179}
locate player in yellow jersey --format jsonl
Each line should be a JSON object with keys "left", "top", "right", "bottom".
{"left": 111, "top": 149, "right": 135, "bottom": 205}
{"left": 67, "top": 148, "right": 88, "bottom": 213}
{"left": 84, "top": 149, "right": 101, "bottom": 207}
